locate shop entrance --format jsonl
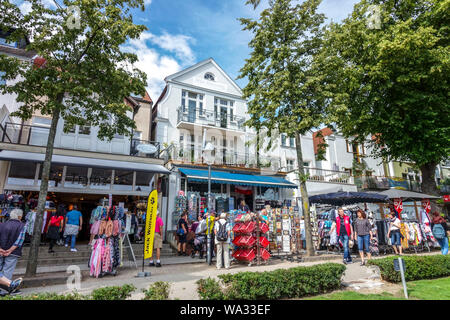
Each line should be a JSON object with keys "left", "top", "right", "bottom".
{"left": 9, "top": 191, "right": 131, "bottom": 242}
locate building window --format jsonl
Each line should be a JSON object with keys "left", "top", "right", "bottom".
{"left": 289, "top": 137, "right": 295, "bottom": 148}
{"left": 64, "top": 166, "right": 89, "bottom": 187}
{"left": 79, "top": 125, "right": 91, "bottom": 135}
{"left": 7, "top": 161, "right": 37, "bottom": 186}
{"left": 287, "top": 159, "right": 295, "bottom": 171}
{"left": 0, "top": 71, "right": 5, "bottom": 85}
{"left": 281, "top": 134, "right": 286, "bottom": 147}
{"left": 113, "top": 170, "right": 134, "bottom": 191}
{"left": 204, "top": 73, "right": 215, "bottom": 81}
{"left": 32, "top": 116, "right": 51, "bottom": 127}
{"left": 63, "top": 121, "right": 76, "bottom": 134}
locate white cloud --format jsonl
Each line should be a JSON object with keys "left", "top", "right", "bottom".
{"left": 123, "top": 31, "right": 195, "bottom": 101}
{"left": 149, "top": 32, "right": 196, "bottom": 65}
{"left": 144, "top": 0, "right": 152, "bottom": 5}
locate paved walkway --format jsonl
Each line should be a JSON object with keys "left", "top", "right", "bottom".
{"left": 15, "top": 251, "right": 442, "bottom": 300}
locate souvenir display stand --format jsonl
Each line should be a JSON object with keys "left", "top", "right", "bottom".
{"left": 232, "top": 211, "right": 270, "bottom": 266}
{"left": 265, "top": 206, "right": 302, "bottom": 262}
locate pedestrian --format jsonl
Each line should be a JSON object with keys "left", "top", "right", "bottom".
{"left": 330, "top": 207, "right": 354, "bottom": 264}
{"left": 431, "top": 212, "right": 449, "bottom": 255}
{"left": 56, "top": 204, "right": 67, "bottom": 246}
{"left": 0, "top": 208, "right": 25, "bottom": 295}
{"left": 238, "top": 199, "right": 250, "bottom": 212}
{"left": 192, "top": 214, "right": 207, "bottom": 259}
{"left": 47, "top": 211, "right": 64, "bottom": 253}
{"left": 177, "top": 211, "right": 188, "bottom": 256}
{"left": 149, "top": 211, "right": 164, "bottom": 267}
{"left": 205, "top": 210, "right": 216, "bottom": 262}
{"left": 387, "top": 211, "right": 403, "bottom": 256}
{"left": 353, "top": 209, "right": 373, "bottom": 265}
{"left": 63, "top": 204, "right": 83, "bottom": 252}
{"left": 214, "top": 212, "right": 231, "bottom": 270}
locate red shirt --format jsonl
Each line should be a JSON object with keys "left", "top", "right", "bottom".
{"left": 50, "top": 216, "right": 64, "bottom": 227}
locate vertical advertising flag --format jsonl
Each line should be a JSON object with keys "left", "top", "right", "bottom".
{"left": 144, "top": 190, "right": 158, "bottom": 260}
{"left": 393, "top": 198, "right": 403, "bottom": 219}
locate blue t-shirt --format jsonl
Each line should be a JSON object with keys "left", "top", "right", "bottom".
{"left": 66, "top": 210, "right": 82, "bottom": 226}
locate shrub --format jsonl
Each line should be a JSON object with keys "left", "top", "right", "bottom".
{"left": 90, "top": 284, "right": 136, "bottom": 300}
{"left": 196, "top": 277, "right": 226, "bottom": 300}
{"left": 0, "top": 292, "right": 85, "bottom": 300}
{"left": 196, "top": 263, "right": 346, "bottom": 300}
{"left": 367, "top": 255, "right": 450, "bottom": 283}
{"left": 142, "top": 281, "right": 170, "bottom": 300}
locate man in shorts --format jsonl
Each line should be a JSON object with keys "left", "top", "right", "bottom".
{"left": 149, "top": 211, "right": 164, "bottom": 267}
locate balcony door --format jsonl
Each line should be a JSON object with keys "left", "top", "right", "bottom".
{"left": 188, "top": 100, "right": 197, "bottom": 123}
{"left": 220, "top": 106, "right": 227, "bottom": 128}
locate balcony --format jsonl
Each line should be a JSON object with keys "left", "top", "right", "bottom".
{"left": 162, "top": 144, "right": 280, "bottom": 169}
{"left": 176, "top": 107, "right": 247, "bottom": 132}
{"left": 0, "top": 122, "right": 162, "bottom": 159}
{"left": 355, "top": 175, "right": 422, "bottom": 192}
{"left": 302, "top": 168, "right": 353, "bottom": 184}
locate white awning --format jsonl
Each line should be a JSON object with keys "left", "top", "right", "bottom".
{"left": 0, "top": 150, "right": 170, "bottom": 174}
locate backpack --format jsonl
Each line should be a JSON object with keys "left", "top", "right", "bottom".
{"left": 216, "top": 221, "right": 228, "bottom": 242}
{"left": 432, "top": 224, "right": 446, "bottom": 240}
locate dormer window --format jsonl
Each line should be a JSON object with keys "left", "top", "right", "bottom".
{"left": 204, "top": 72, "right": 215, "bottom": 81}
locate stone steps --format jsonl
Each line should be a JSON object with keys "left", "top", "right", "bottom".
{"left": 17, "top": 243, "right": 177, "bottom": 269}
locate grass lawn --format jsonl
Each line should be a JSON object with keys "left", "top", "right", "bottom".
{"left": 305, "top": 291, "right": 404, "bottom": 300}
{"left": 305, "top": 277, "right": 450, "bottom": 300}
{"left": 407, "top": 277, "right": 450, "bottom": 300}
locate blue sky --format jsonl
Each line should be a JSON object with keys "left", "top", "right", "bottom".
{"left": 129, "top": 0, "right": 360, "bottom": 100}
{"left": 16, "top": 0, "right": 360, "bottom": 100}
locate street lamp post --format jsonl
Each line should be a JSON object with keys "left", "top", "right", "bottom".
{"left": 203, "top": 142, "right": 215, "bottom": 265}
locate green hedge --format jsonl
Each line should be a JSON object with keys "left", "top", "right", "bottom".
{"left": 196, "top": 263, "right": 346, "bottom": 300}
{"left": 367, "top": 255, "right": 450, "bottom": 283}
{"left": 0, "top": 284, "right": 136, "bottom": 300}
{"left": 142, "top": 281, "right": 171, "bottom": 300}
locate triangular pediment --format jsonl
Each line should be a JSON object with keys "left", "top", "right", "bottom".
{"left": 165, "top": 58, "right": 242, "bottom": 97}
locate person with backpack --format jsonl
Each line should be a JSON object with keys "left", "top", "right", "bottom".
{"left": 214, "top": 212, "right": 231, "bottom": 270}
{"left": 431, "top": 212, "right": 449, "bottom": 255}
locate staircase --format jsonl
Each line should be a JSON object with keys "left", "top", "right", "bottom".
{"left": 17, "top": 242, "right": 177, "bottom": 269}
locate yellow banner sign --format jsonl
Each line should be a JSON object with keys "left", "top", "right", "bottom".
{"left": 144, "top": 190, "right": 158, "bottom": 260}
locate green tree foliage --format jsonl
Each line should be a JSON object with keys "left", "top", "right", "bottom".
{"left": 319, "top": 0, "right": 450, "bottom": 195}
{"left": 0, "top": 0, "right": 148, "bottom": 276}
{"left": 238, "top": 0, "right": 329, "bottom": 256}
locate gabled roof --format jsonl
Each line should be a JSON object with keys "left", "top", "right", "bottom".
{"left": 164, "top": 57, "right": 243, "bottom": 96}
{"left": 313, "top": 127, "right": 334, "bottom": 155}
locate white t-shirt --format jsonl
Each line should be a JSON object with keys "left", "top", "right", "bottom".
{"left": 390, "top": 218, "right": 401, "bottom": 231}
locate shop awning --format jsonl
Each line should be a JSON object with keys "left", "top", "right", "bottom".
{"left": 178, "top": 167, "right": 297, "bottom": 189}
{"left": 0, "top": 150, "right": 170, "bottom": 174}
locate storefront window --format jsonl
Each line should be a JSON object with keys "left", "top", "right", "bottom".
{"left": 113, "top": 170, "right": 133, "bottom": 191}
{"left": 36, "top": 164, "right": 64, "bottom": 188}
{"left": 135, "top": 171, "right": 153, "bottom": 193}
{"left": 7, "top": 161, "right": 37, "bottom": 186}
{"left": 90, "top": 168, "right": 112, "bottom": 190}
{"left": 64, "top": 166, "right": 89, "bottom": 188}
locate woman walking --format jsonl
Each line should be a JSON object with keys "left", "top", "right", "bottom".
{"left": 177, "top": 211, "right": 189, "bottom": 256}
{"left": 431, "top": 212, "right": 449, "bottom": 255}
{"left": 353, "top": 210, "right": 373, "bottom": 265}
{"left": 47, "top": 211, "right": 64, "bottom": 253}
{"left": 387, "top": 211, "right": 402, "bottom": 256}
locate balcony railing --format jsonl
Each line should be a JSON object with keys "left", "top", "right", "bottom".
{"left": 0, "top": 122, "right": 162, "bottom": 159}
{"left": 355, "top": 175, "right": 422, "bottom": 192}
{"left": 177, "top": 107, "right": 247, "bottom": 131}
{"left": 164, "top": 144, "right": 280, "bottom": 169}
{"left": 302, "top": 168, "right": 353, "bottom": 184}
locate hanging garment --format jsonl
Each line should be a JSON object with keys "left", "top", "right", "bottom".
{"left": 400, "top": 223, "right": 409, "bottom": 249}
{"left": 99, "top": 220, "right": 107, "bottom": 235}
{"left": 90, "top": 220, "right": 101, "bottom": 235}
{"left": 125, "top": 215, "right": 132, "bottom": 234}
{"left": 105, "top": 220, "right": 114, "bottom": 237}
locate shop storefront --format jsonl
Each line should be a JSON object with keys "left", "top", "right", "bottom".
{"left": 170, "top": 166, "right": 297, "bottom": 228}
{"left": 0, "top": 150, "right": 170, "bottom": 243}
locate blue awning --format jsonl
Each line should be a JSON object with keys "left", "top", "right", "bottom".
{"left": 178, "top": 167, "right": 297, "bottom": 189}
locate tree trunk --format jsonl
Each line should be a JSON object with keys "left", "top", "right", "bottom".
{"left": 295, "top": 132, "right": 315, "bottom": 256}
{"left": 25, "top": 107, "right": 61, "bottom": 277}
{"left": 420, "top": 162, "right": 440, "bottom": 212}
{"left": 256, "top": 127, "right": 260, "bottom": 167}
